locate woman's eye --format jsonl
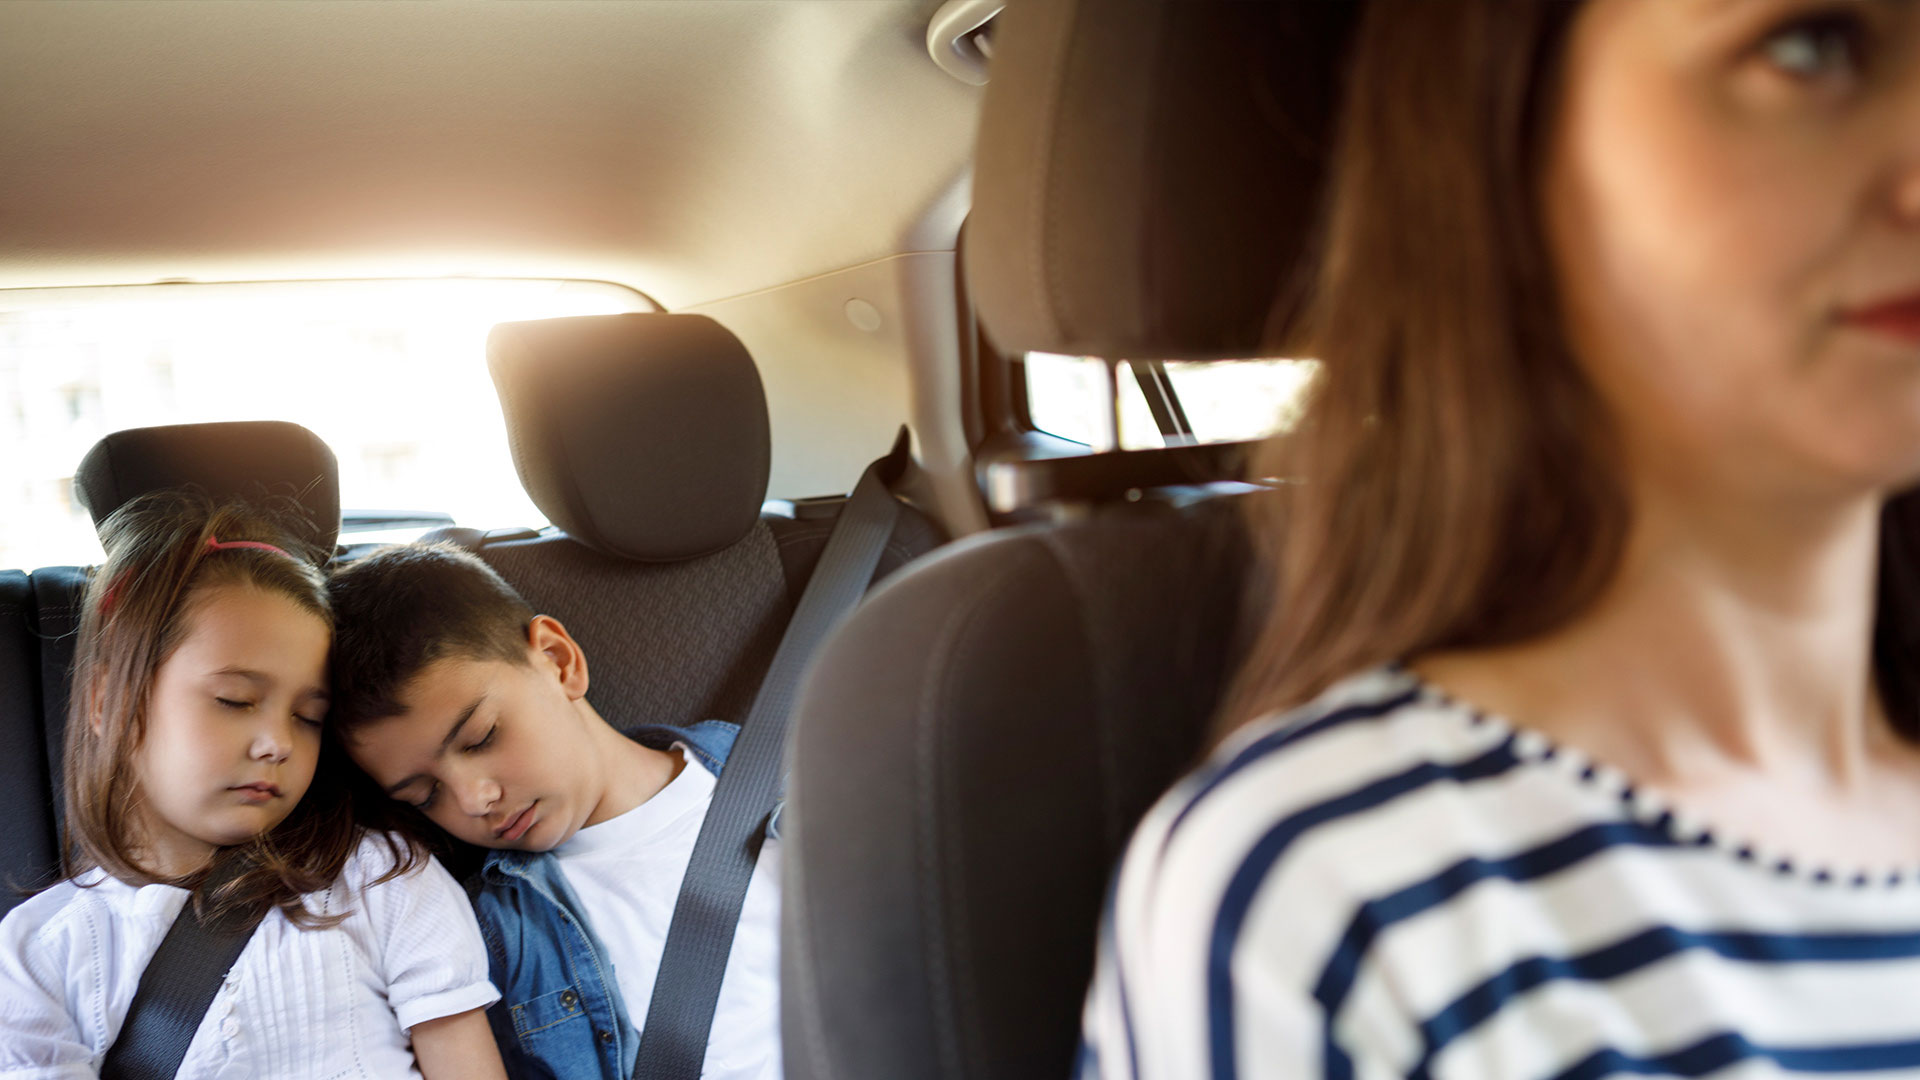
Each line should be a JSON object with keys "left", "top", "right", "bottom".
{"left": 463, "top": 725, "right": 497, "bottom": 754}
{"left": 1761, "top": 14, "right": 1867, "bottom": 81}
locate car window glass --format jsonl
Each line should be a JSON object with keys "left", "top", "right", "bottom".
{"left": 1024, "top": 351, "right": 1318, "bottom": 449}
{"left": 0, "top": 278, "right": 650, "bottom": 568}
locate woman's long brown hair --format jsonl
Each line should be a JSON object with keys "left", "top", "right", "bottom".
{"left": 1226, "top": 0, "right": 1920, "bottom": 741}
{"left": 63, "top": 490, "right": 420, "bottom": 926}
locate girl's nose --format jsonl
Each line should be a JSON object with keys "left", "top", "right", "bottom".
{"left": 249, "top": 721, "right": 292, "bottom": 764}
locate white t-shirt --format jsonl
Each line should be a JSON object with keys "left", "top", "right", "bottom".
{"left": 554, "top": 747, "right": 781, "bottom": 1080}
{"left": 0, "top": 833, "right": 498, "bottom": 1080}
{"left": 1080, "top": 666, "right": 1920, "bottom": 1080}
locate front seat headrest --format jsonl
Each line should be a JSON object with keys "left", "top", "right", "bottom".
{"left": 967, "top": 0, "right": 1361, "bottom": 360}
{"left": 487, "top": 313, "right": 771, "bottom": 562}
{"left": 74, "top": 420, "right": 342, "bottom": 551}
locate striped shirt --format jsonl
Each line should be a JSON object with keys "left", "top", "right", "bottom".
{"left": 1078, "top": 666, "right": 1920, "bottom": 1080}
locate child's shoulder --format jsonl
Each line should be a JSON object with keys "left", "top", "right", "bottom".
{"left": 0, "top": 873, "right": 120, "bottom": 957}
{"left": 331, "top": 830, "right": 438, "bottom": 894}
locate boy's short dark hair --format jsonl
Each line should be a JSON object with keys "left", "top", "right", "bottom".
{"left": 328, "top": 543, "right": 536, "bottom": 734}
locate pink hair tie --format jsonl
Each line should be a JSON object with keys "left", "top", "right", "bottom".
{"left": 205, "top": 536, "right": 292, "bottom": 558}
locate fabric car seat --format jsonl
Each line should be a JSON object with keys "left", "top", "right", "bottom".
{"left": 0, "top": 420, "right": 341, "bottom": 913}
{"left": 778, "top": 2, "right": 1360, "bottom": 1078}
{"left": 429, "top": 311, "right": 944, "bottom": 736}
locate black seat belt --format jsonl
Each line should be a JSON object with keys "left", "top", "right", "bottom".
{"left": 101, "top": 861, "right": 268, "bottom": 1080}
{"left": 631, "top": 427, "right": 910, "bottom": 1080}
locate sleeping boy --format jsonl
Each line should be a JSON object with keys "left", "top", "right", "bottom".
{"left": 327, "top": 544, "right": 781, "bottom": 1080}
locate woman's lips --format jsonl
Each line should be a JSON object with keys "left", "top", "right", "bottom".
{"left": 495, "top": 803, "right": 536, "bottom": 842}
{"left": 1842, "top": 293, "right": 1920, "bottom": 345}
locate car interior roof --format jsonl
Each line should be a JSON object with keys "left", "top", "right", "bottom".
{"left": 0, "top": 0, "right": 980, "bottom": 311}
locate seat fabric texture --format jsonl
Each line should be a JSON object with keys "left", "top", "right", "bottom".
{"left": 782, "top": 497, "right": 1255, "bottom": 1080}
{"left": 0, "top": 570, "right": 59, "bottom": 905}
{"left": 463, "top": 313, "right": 944, "bottom": 734}
{"left": 469, "top": 517, "right": 936, "bottom": 735}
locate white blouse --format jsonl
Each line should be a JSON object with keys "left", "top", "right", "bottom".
{"left": 0, "top": 833, "right": 498, "bottom": 1079}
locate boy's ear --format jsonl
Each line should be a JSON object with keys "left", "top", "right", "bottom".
{"left": 526, "top": 615, "right": 590, "bottom": 701}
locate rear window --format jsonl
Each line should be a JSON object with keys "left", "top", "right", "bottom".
{"left": 0, "top": 278, "right": 651, "bottom": 569}
{"left": 1024, "top": 352, "right": 1318, "bottom": 450}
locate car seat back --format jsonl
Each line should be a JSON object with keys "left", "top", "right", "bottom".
{"left": 439, "top": 312, "right": 943, "bottom": 733}
{"left": 780, "top": 0, "right": 1359, "bottom": 1074}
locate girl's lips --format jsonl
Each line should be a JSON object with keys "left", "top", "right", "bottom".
{"left": 496, "top": 803, "right": 536, "bottom": 842}
{"left": 231, "top": 782, "right": 280, "bottom": 804}
{"left": 1842, "top": 293, "right": 1920, "bottom": 345}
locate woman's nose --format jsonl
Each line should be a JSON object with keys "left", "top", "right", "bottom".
{"left": 1887, "top": 70, "right": 1920, "bottom": 226}
{"left": 1894, "top": 163, "right": 1920, "bottom": 226}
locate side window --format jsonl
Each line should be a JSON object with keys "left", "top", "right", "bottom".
{"left": 1022, "top": 352, "right": 1318, "bottom": 450}
{"left": 1160, "top": 360, "right": 1318, "bottom": 442}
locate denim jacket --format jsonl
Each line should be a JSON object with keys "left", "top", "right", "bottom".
{"left": 472, "top": 720, "right": 748, "bottom": 1080}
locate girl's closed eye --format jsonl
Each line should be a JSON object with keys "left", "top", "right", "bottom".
{"left": 410, "top": 784, "right": 439, "bottom": 811}
{"left": 215, "top": 696, "right": 254, "bottom": 710}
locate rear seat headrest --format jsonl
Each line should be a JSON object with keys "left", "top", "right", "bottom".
{"left": 487, "top": 313, "right": 771, "bottom": 562}
{"left": 73, "top": 420, "right": 342, "bottom": 550}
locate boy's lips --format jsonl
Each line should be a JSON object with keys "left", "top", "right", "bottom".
{"left": 495, "top": 802, "right": 537, "bottom": 842}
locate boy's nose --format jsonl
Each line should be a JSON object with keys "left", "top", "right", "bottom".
{"left": 457, "top": 778, "right": 501, "bottom": 818}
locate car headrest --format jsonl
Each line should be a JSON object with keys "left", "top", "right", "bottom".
{"left": 967, "top": 0, "right": 1360, "bottom": 360}
{"left": 487, "top": 313, "right": 771, "bottom": 562}
{"left": 74, "top": 420, "right": 342, "bottom": 551}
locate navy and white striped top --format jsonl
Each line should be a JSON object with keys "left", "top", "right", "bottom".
{"left": 1078, "top": 666, "right": 1920, "bottom": 1080}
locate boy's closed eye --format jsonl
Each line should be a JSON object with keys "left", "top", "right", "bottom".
{"left": 464, "top": 724, "right": 498, "bottom": 755}
{"left": 400, "top": 724, "right": 499, "bottom": 810}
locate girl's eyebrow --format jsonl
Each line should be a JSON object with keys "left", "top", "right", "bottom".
{"left": 210, "top": 667, "right": 269, "bottom": 685}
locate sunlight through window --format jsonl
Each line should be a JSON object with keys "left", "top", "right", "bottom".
{"left": 0, "top": 278, "right": 652, "bottom": 568}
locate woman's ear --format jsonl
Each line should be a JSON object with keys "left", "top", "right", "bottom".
{"left": 526, "top": 615, "right": 591, "bottom": 700}
{"left": 84, "top": 683, "right": 107, "bottom": 736}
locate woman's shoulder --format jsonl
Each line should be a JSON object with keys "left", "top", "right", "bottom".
{"left": 1164, "top": 665, "right": 1484, "bottom": 828}
{"left": 1122, "top": 666, "right": 1520, "bottom": 917}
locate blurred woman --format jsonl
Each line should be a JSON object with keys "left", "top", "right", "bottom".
{"left": 1081, "top": 1, "right": 1920, "bottom": 1077}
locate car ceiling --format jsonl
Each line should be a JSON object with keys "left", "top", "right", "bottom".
{"left": 0, "top": 0, "right": 982, "bottom": 310}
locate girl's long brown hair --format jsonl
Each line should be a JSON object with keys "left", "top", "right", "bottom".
{"left": 63, "top": 490, "right": 419, "bottom": 926}
{"left": 1227, "top": 0, "right": 1920, "bottom": 741}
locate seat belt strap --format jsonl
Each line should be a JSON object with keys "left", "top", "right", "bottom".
{"left": 101, "top": 862, "right": 268, "bottom": 1080}
{"left": 631, "top": 427, "right": 910, "bottom": 1080}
